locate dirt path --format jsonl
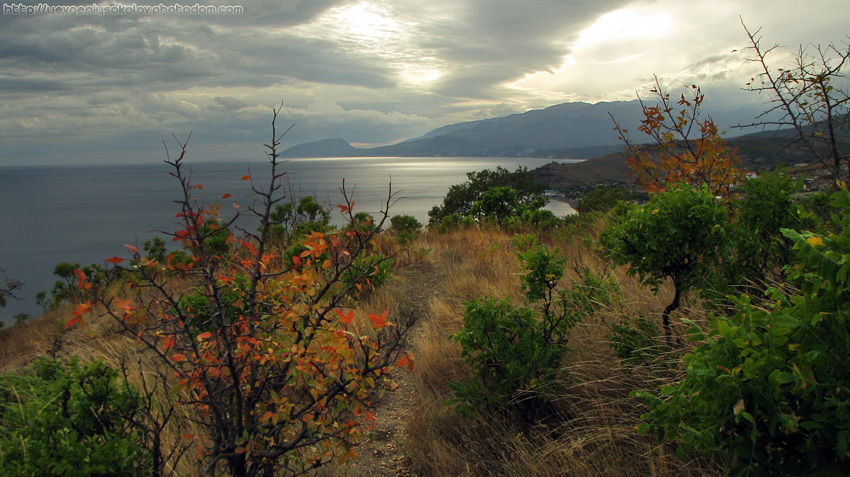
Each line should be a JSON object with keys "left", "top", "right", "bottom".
{"left": 344, "top": 261, "right": 441, "bottom": 476}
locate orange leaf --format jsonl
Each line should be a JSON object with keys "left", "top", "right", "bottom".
{"left": 195, "top": 184, "right": 203, "bottom": 190}
{"left": 221, "top": 193, "right": 232, "bottom": 199}
{"left": 396, "top": 352, "right": 415, "bottom": 372}
{"left": 335, "top": 309, "right": 353, "bottom": 324}
{"left": 171, "top": 353, "right": 187, "bottom": 362}
{"left": 123, "top": 243, "right": 139, "bottom": 254}
{"left": 242, "top": 175, "right": 251, "bottom": 181}
{"left": 106, "top": 257, "right": 124, "bottom": 264}
{"left": 197, "top": 331, "right": 213, "bottom": 341}
{"left": 369, "top": 307, "right": 390, "bottom": 329}
{"left": 73, "top": 268, "right": 86, "bottom": 288}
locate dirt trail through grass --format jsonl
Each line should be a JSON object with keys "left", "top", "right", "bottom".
{"left": 344, "top": 261, "right": 442, "bottom": 477}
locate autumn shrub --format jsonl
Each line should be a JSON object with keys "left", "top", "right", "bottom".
{"left": 67, "top": 107, "right": 413, "bottom": 476}
{"left": 632, "top": 186, "right": 850, "bottom": 476}
{"left": 0, "top": 358, "right": 150, "bottom": 475}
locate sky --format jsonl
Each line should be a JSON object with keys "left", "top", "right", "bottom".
{"left": 1, "top": 0, "right": 848, "bottom": 166}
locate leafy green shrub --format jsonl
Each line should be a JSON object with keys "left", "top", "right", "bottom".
{"left": 176, "top": 274, "right": 250, "bottom": 331}
{"left": 577, "top": 185, "right": 637, "bottom": 215}
{"left": 268, "top": 195, "right": 332, "bottom": 241}
{"left": 428, "top": 166, "right": 544, "bottom": 224}
{"left": 599, "top": 185, "right": 729, "bottom": 345}
{"left": 390, "top": 214, "right": 422, "bottom": 245}
{"left": 0, "top": 358, "right": 150, "bottom": 476}
{"left": 509, "top": 233, "right": 538, "bottom": 252}
{"left": 450, "top": 246, "right": 620, "bottom": 417}
{"left": 449, "top": 297, "right": 560, "bottom": 416}
{"left": 340, "top": 252, "right": 394, "bottom": 293}
{"left": 723, "top": 170, "right": 805, "bottom": 291}
{"left": 632, "top": 187, "right": 850, "bottom": 476}
{"left": 435, "top": 212, "right": 475, "bottom": 232}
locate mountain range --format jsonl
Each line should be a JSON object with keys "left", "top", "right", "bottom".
{"left": 281, "top": 100, "right": 762, "bottom": 160}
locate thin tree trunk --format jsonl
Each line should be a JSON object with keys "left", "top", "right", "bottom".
{"left": 662, "top": 282, "right": 681, "bottom": 348}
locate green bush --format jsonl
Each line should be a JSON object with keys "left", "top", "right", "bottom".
{"left": 632, "top": 187, "right": 850, "bottom": 476}
{"left": 428, "top": 166, "right": 544, "bottom": 224}
{"left": 0, "top": 358, "right": 150, "bottom": 476}
{"left": 450, "top": 246, "right": 619, "bottom": 418}
{"left": 340, "top": 252, "right": 394, "bottom": 293}
{"left": 390, "top": 214, "right": 422, "bottom": 245}
{"left": 599, "top": 185, "right": 729, "bottom": 345}
{"left": 576, "top": 185, "right": 636, "bottom": 215}
{"left": 723, "top": 170, "right": 805, "bottom": 291}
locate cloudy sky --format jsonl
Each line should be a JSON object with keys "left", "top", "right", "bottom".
{"left": 1, "top": 0, "right": 847, "bottom": 165}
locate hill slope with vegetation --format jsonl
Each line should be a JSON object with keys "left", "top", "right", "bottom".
{"left": 2, "top": 27, "right": 848, "bottom": 477}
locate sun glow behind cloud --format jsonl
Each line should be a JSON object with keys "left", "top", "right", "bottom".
{"left": 505, "top": 5, "right": 681, "bottom": 103}
{"left": 289, "top": 1, "right": 444, "bottom": 89}
{"left": 575, "top": 8, "right": 673, "bottom": 48}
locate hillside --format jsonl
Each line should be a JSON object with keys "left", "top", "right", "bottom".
{"left": 530, "top": 127, "right": 845, "bottom": 196}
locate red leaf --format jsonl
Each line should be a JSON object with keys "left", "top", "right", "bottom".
{"left": 123, "top": 243, "right": 139, "bottom": 254}
{"left": 221, "top": 193, "right": 232, "bottom": 199}
{"left": 195, "top": 184, "right": 204, "bottom": 190}
{"left": 368, "top": 307, "right": 389, "bottom": 329}
{"left": 171, "top": 353, "right": 187, "bottom": 363}
{"left": 396, "top": 353, "right": 414, "bottom": 372}
{"left": 335, "top": 309, "right": 353, "bottom": 324}
{"left": 73, "top": 268, "right": 86, "bottom": 288}
{"left": 197, "top": 331, "right": 212, "bottom": 341}
{"left": 106, "top": 257, "right": 124, "bottom": 264}
{"left": 66, "top": 302, "right": 92, "bottom": 328}
{"left": 242, "top": 175, "right": 251, "bottom": 181}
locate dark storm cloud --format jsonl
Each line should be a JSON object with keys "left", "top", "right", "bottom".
{"left": 3, "top": 0, "right": 844, "bottom": 166}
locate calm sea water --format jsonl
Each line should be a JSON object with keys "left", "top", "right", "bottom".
{"left": 0, "top": 156, "right": 577, "bottom": 322}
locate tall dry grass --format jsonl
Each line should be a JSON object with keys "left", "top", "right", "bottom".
{"left": 0, "top": 217, "right": 720, "bottom": 475}
{"left": 402, "top": 222, "right": 720, "bottom": 476}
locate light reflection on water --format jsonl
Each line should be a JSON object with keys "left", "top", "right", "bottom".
{"left": 0, "top": 156, "right": 580, "bottom": 321}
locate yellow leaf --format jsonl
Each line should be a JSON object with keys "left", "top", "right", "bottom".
{"left": 806, "top": 236, "right": 824, "bottom": 247}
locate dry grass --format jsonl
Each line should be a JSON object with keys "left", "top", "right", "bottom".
{"left": 0, "top": 218, "right": 721, "bottom": 476}
{"left": 402, "top": 223, "right": 720, "bottom": 476}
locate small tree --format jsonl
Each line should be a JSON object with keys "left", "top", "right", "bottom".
{"left": 576, "top": 185, "right": 637, "bottom": 215}
{"left": 600, "top": 185, "right": 729, "bottom": 346}
{"left": 389, "top": 214, "right": 422, "bottom": 246}
{"left": 428, "top": 166, "right": 545, "bottom": 224}
{"left": 741, "top": 22, "right": 850, "bottom": 184}
{"left": 611, "top": 76, "right": 742, "bottom": 196}
{"left": 69, "top": 105, "right": 415, "bottom": 475}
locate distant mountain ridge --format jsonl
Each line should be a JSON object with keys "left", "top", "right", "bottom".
{"left": 282, "top": 100, "right": 650, "bottom": 158}
{"left": 281, "top": 99, "right": 774, "bottom": 160}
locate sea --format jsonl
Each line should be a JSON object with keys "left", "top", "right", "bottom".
{"left": 0, "top": 156, "right": 579, "bottom": 323}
